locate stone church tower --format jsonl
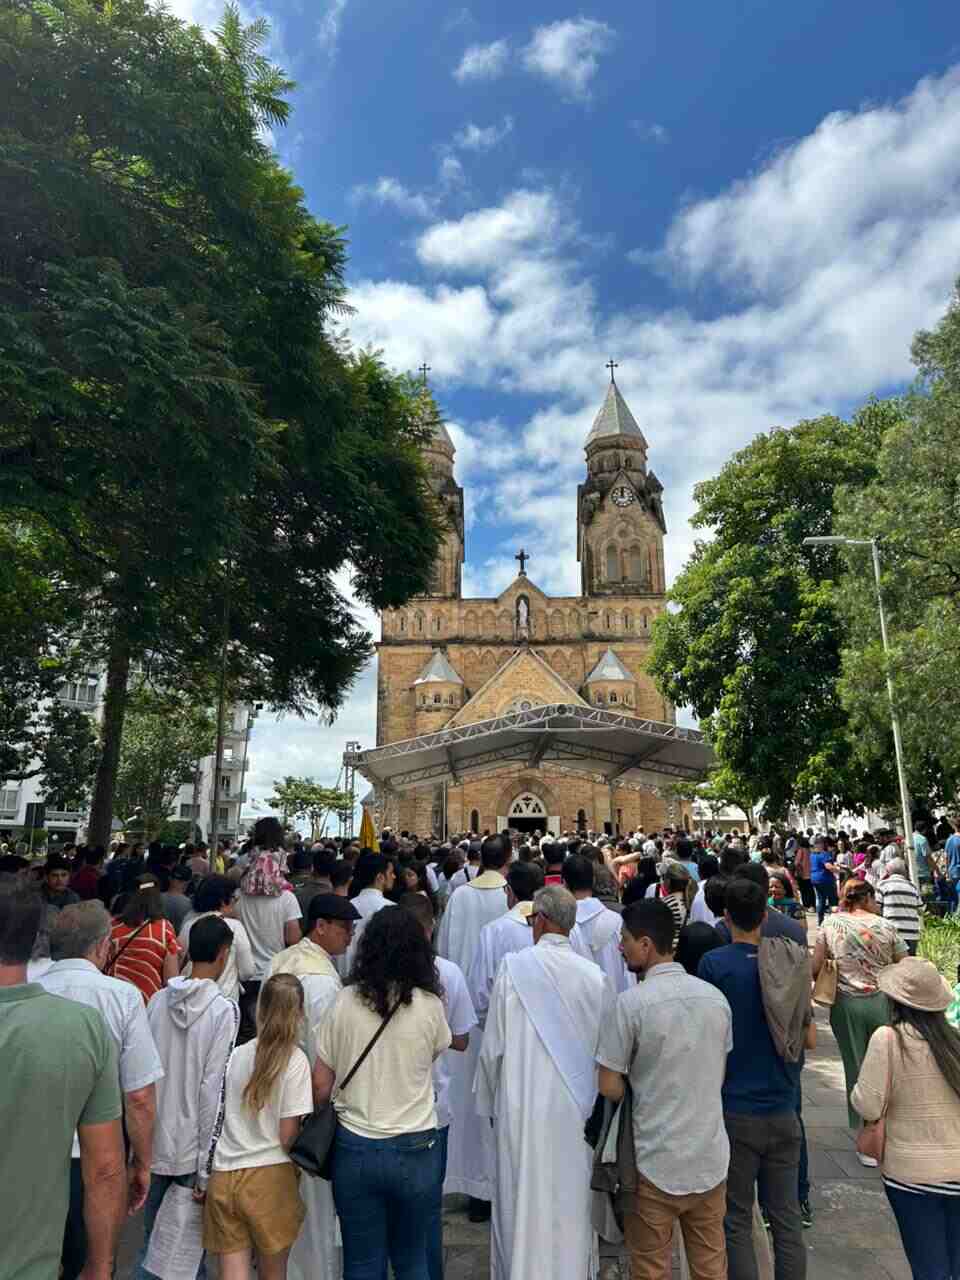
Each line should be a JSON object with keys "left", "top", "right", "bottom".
{"left": 376, "top": 371, "right": 675, "bottom": 838}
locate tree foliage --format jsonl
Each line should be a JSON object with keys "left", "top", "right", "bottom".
{"left": 834, "top": 290, "right": 960, "bottom": 805}
{"left": 649, "top": 409, "right": 892, "bottom": 818}
{"left": 267, "top": 776, "right": 353, "bottom": 841}
{"left": 0, "top": 0, "right": 444, "bottom": 842}
{"left": 36, "top": 703, "right": 100, "bottom": 814}
{"left": 113, "top": 686, "right": 217, "bottom": 840}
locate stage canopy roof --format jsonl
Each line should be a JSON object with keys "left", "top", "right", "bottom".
{"left": 344, "top": 702, "right": 714, "bottom": 795}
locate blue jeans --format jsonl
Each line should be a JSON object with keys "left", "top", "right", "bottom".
{"left": 332, "top": 1125, "right": 442, "bottom": 1280}
{"left": 813, "top": 878, "right": 838, "bottom": 925}
{"left": 135, "top": 1174, "right": 207, "bottom": 1280}
{"left": 426, "top": 1126, "right": 449, "bottom": 1280}
{"left": 886, "top": 1182, "right": 960, "bottom": 1279}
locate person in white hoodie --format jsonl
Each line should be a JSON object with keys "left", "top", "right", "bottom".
{"left": 561, "top": 853, "right": 632, "bottom": 993}
{"left": 136, "top": 916, "right": 239, "bottom": 1280}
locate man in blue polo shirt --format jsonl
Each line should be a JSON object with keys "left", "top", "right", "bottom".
{"left": 699, "top": 879, "right": 807, "bottom": 1280}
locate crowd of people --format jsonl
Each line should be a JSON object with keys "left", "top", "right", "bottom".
{"left": 3, "top": 814, "right": 960, "bottom": 1280}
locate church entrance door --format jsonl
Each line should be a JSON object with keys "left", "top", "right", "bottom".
{"left": 500, "top": 792, "right": 560, "bottom": 838}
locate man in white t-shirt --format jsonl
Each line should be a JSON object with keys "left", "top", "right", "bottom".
{"left": 400, "top": 893, "right": 476, "bottom": 1280}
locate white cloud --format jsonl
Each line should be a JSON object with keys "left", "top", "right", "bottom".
{"left": 453, "top": 116, "right": 514, "bottom": 151}
{"left": 454, "top": 38, "right": 510, "bottom": 82}
{"left": 416, "top": 189, "right": 568, "bottom": 273}
{"left": 438, "top": 152, "right": 466, "bottom": 188}
{"left": 631, "top": 120, "right": 670, "bottom": 144}
{"left": 317, "top": 0, "right": 347, "bottom": 56}
{"left": 351, "top": 177, "right": 435, "bottom": 220}
{"left": 522, "top": 17, "right": 616, "bottom": 101}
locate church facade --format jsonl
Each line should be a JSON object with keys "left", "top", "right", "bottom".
{"left": 375, "top": 374, "right": 676, "bottom": 838}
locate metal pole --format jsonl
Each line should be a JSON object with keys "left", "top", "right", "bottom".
{"left": 871, "top": 540, "right": 918, "bottom": 885}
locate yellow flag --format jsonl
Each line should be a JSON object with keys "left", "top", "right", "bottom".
{"left": 359, "top": 808, "right": 378, "bottom": 852}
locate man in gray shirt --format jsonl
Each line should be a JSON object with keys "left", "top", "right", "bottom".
{"left": 598, "top": 899, "right": 732, "bottom": 1280}
{"left": 41, "top": 901, "right": 164, "bottom": 1279}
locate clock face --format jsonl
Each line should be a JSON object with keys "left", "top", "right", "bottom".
{"left": 611, "top": 485, "right": 635, "bottom": 508}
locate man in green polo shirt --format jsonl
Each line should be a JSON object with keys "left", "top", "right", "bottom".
{"left": 0, "top": 885, "right": 125, "bottom": 1280}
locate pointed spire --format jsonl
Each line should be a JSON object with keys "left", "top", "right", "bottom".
{"left": 585, "top": 377, "right": 648, "bottom": 450}
{"left": 585, "top": 648, "right": 634, "bottom": 683}
{"left": 413, "top": 650, "right": 463, "bottom": 685}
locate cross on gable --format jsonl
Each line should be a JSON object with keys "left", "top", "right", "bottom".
{"left": 606, "top": 359, "right": 619, "bottom": 383}
{"left": 515, "top": 548, "right": 530, "bottom": 575}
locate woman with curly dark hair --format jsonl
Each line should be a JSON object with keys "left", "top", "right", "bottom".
{"left": 313, "top": 906, "right": 451, "bottom": 1279}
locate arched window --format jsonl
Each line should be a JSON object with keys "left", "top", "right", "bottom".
{"left": 609, "top": 691, "right": 618, "bottom": 703}
{"left": 415, "top": 612, "right": 424, "bottom": 634}
{"left": 595, "top": 690, "right": 605, "bottom": 704}
{"left": 630, "top": 545, "right": 645, "bottom": 582}
{"left": 470, "top": 809, "right": 480, "bottom": 833}
{"left": 433, "top": 692, "right": 441, "bottom": 704}
{"left": 399, "top": 613, "right": 406, "bottom": 633}
{"left": 432, "top": 614, "right": 441, "bottom": 634}
{"left": 606, "top": 544, "right": 620, "bottom": 581}
{"left": 419, "top": 694, "right": 426, "bottom": 705}
{"left": 577, "top": 808, "right": 587, "bottom": 829}
{"left": 623, "top": 609, "right": 633, "bottom": 631}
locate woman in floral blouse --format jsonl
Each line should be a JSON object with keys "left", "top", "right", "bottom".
{"left": 813, "top": 876, "right": 907, "bottom": 1144}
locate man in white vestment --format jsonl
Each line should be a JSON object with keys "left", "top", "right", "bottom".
{"left": 335, "top": 851, "right": 396, "bottom": 978}
{"left": 476, "top": 885, "right": 615, "bottom": 1280}
{"left": 270, "top": 894, "right": 360, "bottom": 1280}
{"left": 467, "top": 861, "right": 544, "bottom": 1024}
{"left": 562, "top": 853, "right": 632, "bottom": 993}
{"left": 436, "top": 835, "right": 510, "bottom": 1219}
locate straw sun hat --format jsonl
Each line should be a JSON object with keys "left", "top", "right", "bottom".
{"left": 877, "top": 957, "right": 953, "bottom": 1013}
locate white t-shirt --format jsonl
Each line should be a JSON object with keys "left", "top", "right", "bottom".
{"left": 237, "top": 891, "right": 302, "bottom": 979}
{"left": 434, "top": 956, "right": 477, "bottom": 1130}
{"left": 316, "top": 986, "right": 451, "bottom": 1139}
{"left": 179, "top": 912, "right": 256, "bottom": 1002}
{"left": 213, "top": 1039, "right": 313, "bottom": 1171}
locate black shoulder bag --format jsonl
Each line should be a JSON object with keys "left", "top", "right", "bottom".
{"left": 290, "top": 1002, "right": 400, "bottom": 1180}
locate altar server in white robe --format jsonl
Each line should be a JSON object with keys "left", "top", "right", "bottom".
{"left": 467, "top": 861, "right": 544, "bottom": 1024}
{"left": 272, "top": 894, "right": 359, "bottom": 1280}
{"left": 476, "top": 885, "right": 615, "bottom": 1280}
{"left": 561, "top": 853, "right": 632, "bottom": 993}
{"left": 436, "top": 835, "right": 510, "bottom": 1214}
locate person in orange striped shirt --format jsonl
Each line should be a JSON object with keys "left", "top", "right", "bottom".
{"left": 110, "top": 877, "right": 180, "bottom": 1004}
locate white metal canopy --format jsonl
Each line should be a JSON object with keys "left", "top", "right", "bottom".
{"left": 344, "top": 703, "right": 713, "bottom": 794}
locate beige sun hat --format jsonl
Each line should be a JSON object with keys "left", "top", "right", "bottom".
{"left": 877, "top": 957, "right": 953, "bottom": 1013}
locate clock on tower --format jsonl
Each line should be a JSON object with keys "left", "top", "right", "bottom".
{"left": 611, "top": 485, "right": 635, "bottom": 507}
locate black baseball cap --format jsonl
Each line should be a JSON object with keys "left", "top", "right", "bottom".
{"left": 170, "top": 864, "right": 193, "bottom": 883}
{"left": 308, "top": 893, "right": 362, "bottom": 925}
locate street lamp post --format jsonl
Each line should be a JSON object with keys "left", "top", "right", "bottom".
{"left": 803, "top": 536, "right": 919, "bottom": 886}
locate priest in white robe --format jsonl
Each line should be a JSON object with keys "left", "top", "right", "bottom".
{"left": 269, "top": 894, "right": 360, "bottom": 1280}
{"left": 476, "top": 884, "right": 615, "bottom": 1280}
{"left": 561, "top": 853, "right": 632, "bottom": 993}
{"left": 467, "top": 861, "right": 544, "bottom": 1024}
{"left": 436, "top": 836, "right": 510, "bottom": 1212}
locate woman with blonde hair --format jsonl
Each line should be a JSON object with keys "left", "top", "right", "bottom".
{"left": 204, "top": 973, "right": 313, "bottom": 1280}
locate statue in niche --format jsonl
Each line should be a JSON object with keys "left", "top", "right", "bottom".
{"left": 517, "top": 596, "right": 530, "bottom": 639}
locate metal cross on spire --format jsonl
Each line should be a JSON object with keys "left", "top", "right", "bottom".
{"left": 606, "top": 359, "right": 619, "bottom": 384}
{"left": 419, "top": 362, "right": 431, "bottom": 386}
{"left": 515, "top": 548, "right": 530, "bottom": 576}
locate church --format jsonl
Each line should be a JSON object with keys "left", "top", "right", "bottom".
{"left": 375, "top": 370, "right": 677, "bottom": 838}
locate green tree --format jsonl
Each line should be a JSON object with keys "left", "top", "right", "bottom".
{"left": 834, "top": 291, "right": 960, "bottom": 805}
{"left": 267, "top": 776, "right": 353, "bottom": 842}
{"left": 114, "top": 686, "right": 217, "bottom": 840}
{"left": 1, "top": 1, "right": 443, "bottom": 844}
{"left": 649, "top": 408, "right": 892, "bottom": 818}
{"left": 36, "top": 702, "right": 100, "bottom": 815}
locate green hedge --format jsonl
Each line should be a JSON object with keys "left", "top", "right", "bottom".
{"left": 919, "top": 914, "right": 960, "bottom": 981}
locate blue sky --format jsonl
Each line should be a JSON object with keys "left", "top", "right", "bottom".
{"left": 169, "top": 0, "right": 960, "bottom": 821}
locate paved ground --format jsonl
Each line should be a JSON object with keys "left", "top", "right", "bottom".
{"left": 117, "top": 967, "right": 910, "bottom": 1278}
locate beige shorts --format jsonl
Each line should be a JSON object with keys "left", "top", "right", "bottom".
{"left": 203, "top": 1163, "right": 305, "bottom": 1255}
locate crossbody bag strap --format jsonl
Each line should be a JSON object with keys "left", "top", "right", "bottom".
{"left": 105, "top": 919, "right": 152, "bottom": 972}
{"left": 337, "top": 1001, "right": 400, "bottom": 1094}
